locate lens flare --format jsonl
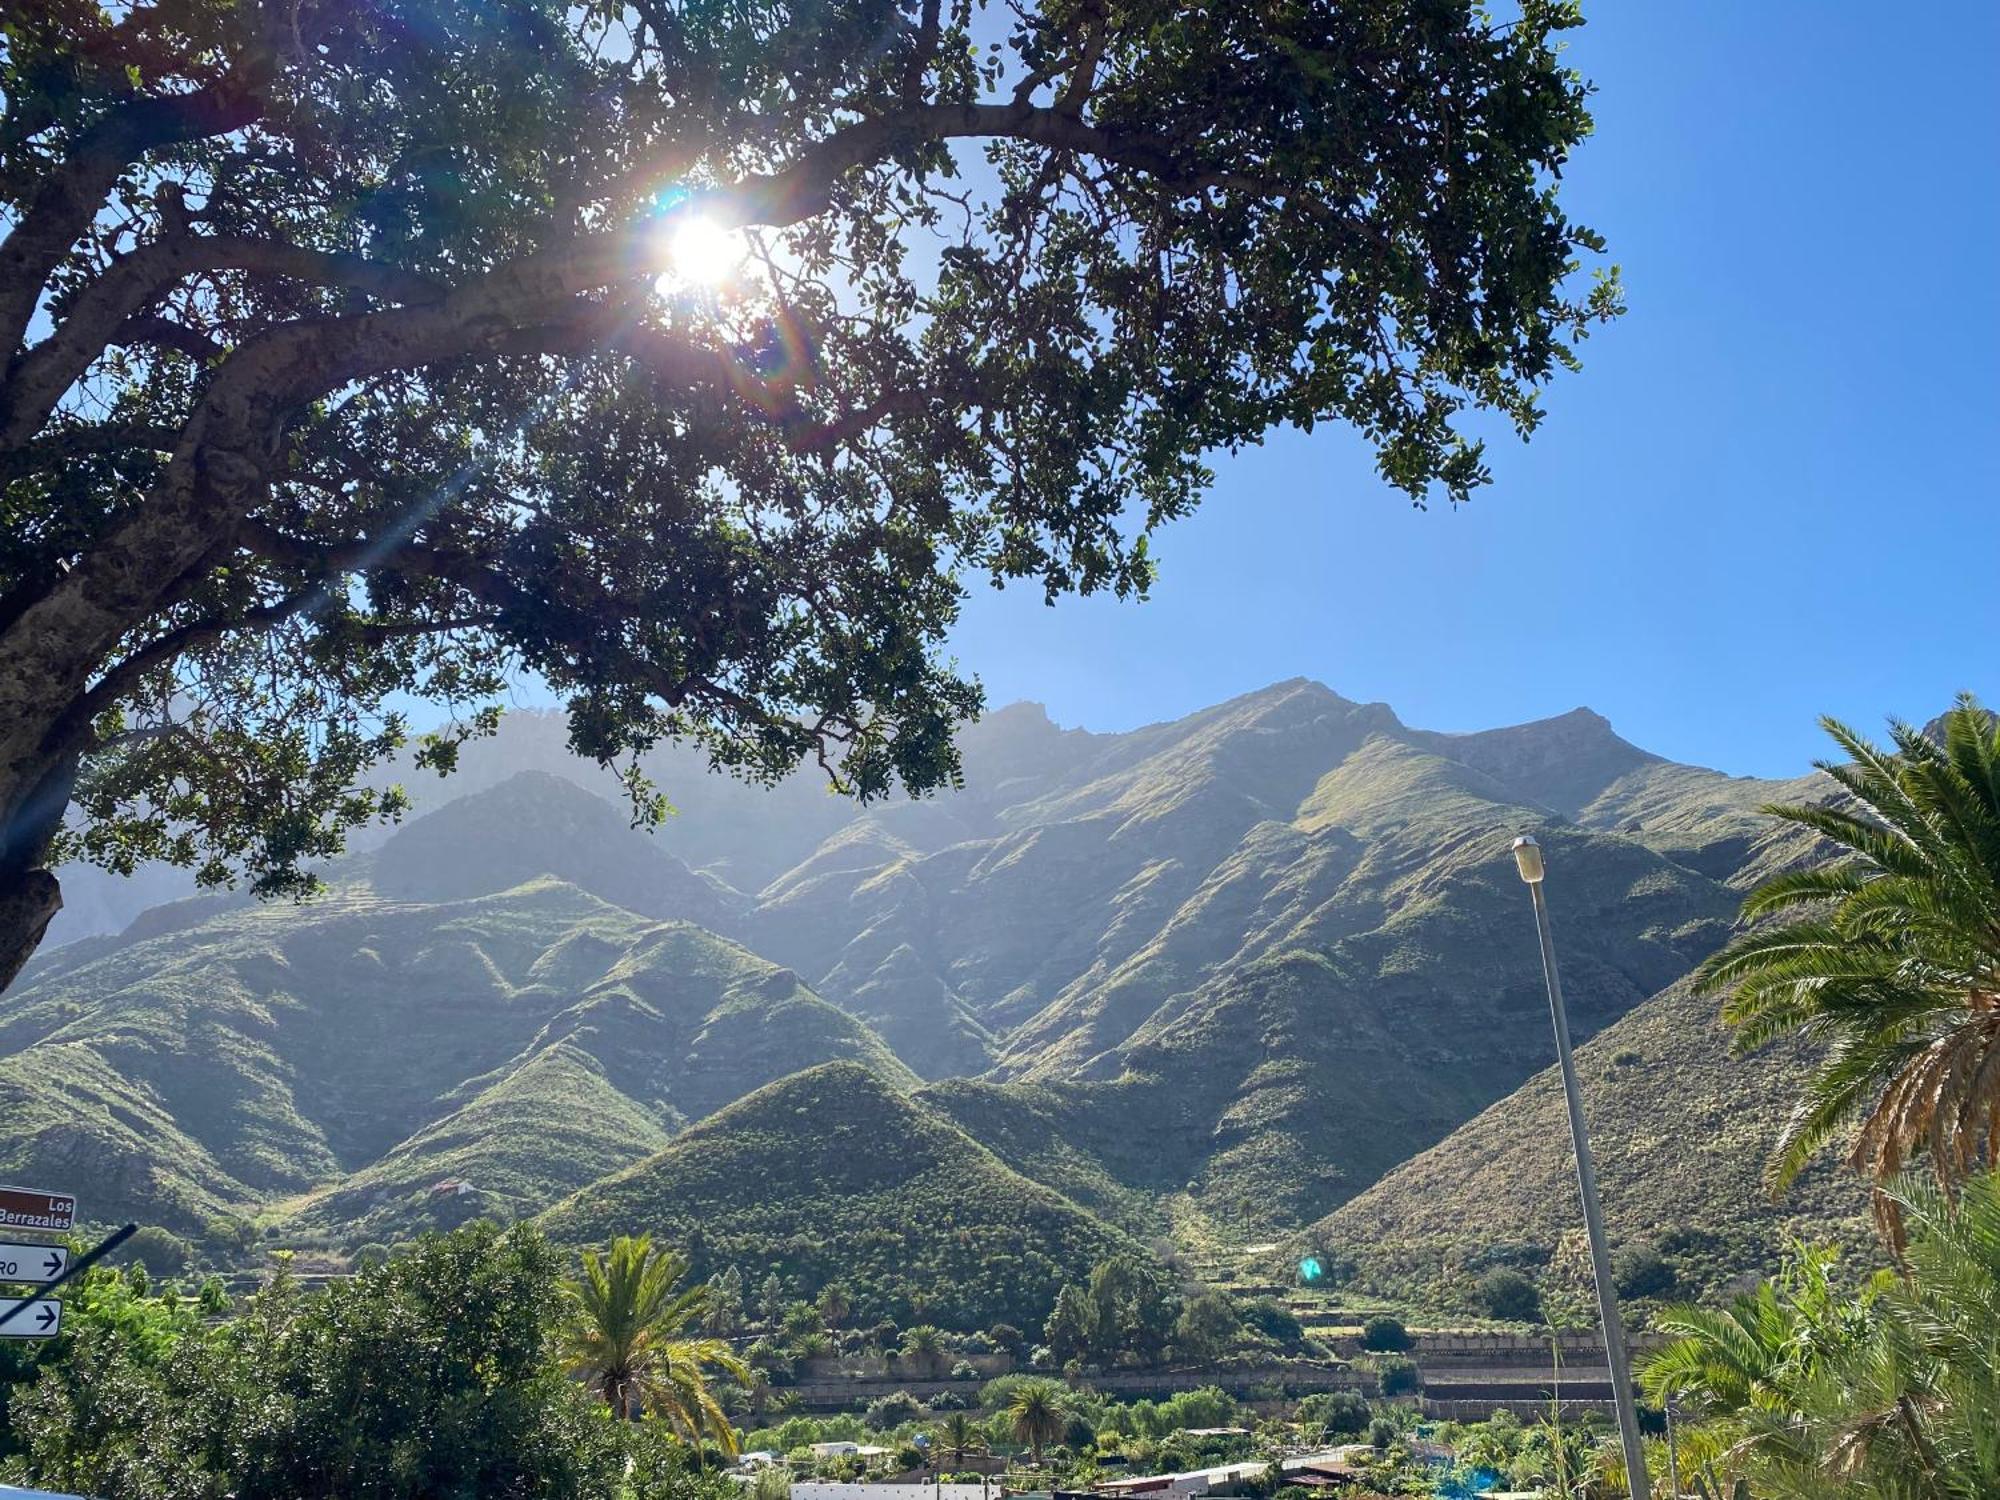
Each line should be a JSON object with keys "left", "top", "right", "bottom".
{"left": 1298, "top": 1255, "right": 1325, "bottom": 1285}
{"left": 656, "top": 215, "right": 741, "bottom": 292}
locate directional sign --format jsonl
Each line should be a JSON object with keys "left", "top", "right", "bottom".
{"left": 0, "top": 1186, "right": 74, "bottom": 1232}
{"left": 0, "top": 1243, "right": 68, "bottom": 1285}
{"left": 0, "top": 1298, "right": 61, "bottom": 1339}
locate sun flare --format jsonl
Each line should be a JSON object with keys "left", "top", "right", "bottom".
{"left": 656, "top": 214, "right": 740, "bottom": 292}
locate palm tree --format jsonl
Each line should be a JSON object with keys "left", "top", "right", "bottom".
{"left": 1694, "top": 697, "right": 2000, "bottom": 1217}
{"left": 1642, "top": 1175, "right": 2000, "bottom": 1499}
{"left": 940, "top": 1410, "right": 980, "bottom": 1469}
{"left": 901, "top": 1322, "right": 945, "bottom": 1378}
{"left": 562, "top": 1234, "right": 751, "bottom": 1456}
{"left": 1008, "top": 1378, "right": 1066, "bottom": 1467}
{"left": 816, "top": 1281, "right": 851, "bottom": 1329}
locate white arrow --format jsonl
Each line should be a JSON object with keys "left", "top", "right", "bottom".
{"left": 0, "top": 1242, "right": 69, "bottom": 1284}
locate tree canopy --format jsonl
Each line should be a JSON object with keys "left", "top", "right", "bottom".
{"left": 0, "top": 0, "right": 1618, "bottom": 987}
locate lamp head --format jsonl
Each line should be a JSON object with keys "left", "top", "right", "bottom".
{"left": 1511, "top": 834, "right": 1546, "bottom": 885}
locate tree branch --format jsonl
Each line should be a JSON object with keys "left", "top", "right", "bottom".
{"left": 2, "top": 235, "right": 448, "bottom": 448}
{"left": 0, "top": 83, "right": 268, "bottom": 361}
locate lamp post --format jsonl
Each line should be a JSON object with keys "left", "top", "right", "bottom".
{"left": 1511, "top": 833, "right": 1651, "bottom": 1500}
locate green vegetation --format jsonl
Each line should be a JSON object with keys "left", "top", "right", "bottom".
{"left": 1644, "top": 1174, "right": 2000, "bottom": 1498}
{"left": 1696, "top": 697, "right": 2000, "bottom": 1201}
{"left": 538, "top": 1064, "right": 1162, "bottom": 1330}
{"left": 562, "top": 1234, "right": 749, "bottom": 1450}
{"left": 1, "top": 1224, "right": 731, "bottom": 1500}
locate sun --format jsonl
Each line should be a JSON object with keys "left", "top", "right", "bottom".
{"left": 656, "top": 215, "right": 740, "bottom": 292}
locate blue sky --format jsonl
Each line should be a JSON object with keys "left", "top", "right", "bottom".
{"left": 947, "top": 2, "right": 2000, "bottom": 779}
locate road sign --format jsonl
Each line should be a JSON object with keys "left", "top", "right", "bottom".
{"left": 0, "top": 1186, "right": 74, "bottom": 1232}
{"left": 0, "top": 1243, "right": 68, "bottom": 1284}
{"left": 0, "top": 1298, "right": 61, "bottom": 1339}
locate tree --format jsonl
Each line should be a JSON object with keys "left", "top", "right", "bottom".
{"left": 7, "top": 1223, "right": 699, "bottom": 1499}
{"left": 1695, "top": 697, "right": 2000, "bottom": 1227}
{"left": 816, "top": 1282, "right": 851, "bottom": 1330}
{"left": 939, "top": 1410, "right": 979, "bottom": 1468}
{"left": 1296, "top": 1391, "right": 1370, "bottom": 1439}
{"left": 1612, "top": 1244, "right": 1674, "bottom": 1302}
{"left": 1640, "top": 1173, "right": 2000, "bottom": 1500}
{"left": 707, "top": 1266, "right": 746, "bottom": 1338}
{"left": 1359, "top": 1315, "right": 1410, "bottom": 1352}
{"left": 1478, "top": 1269, "right": 1543, "bottom": 1323}
{"left": 1008, "top": 1377, "right": 1067, "bottom": 1467}
{"left": 561, "top": 1234, "right": 751, "bottom": 1453}
{"left": 0, "top": 0, "right": 1619, "bottom": 993}
{"left": 1044, "top": 1283, "right": 1098, "bottom": 1365}
{"left": 1172, "top": 1289, "right": 1239, "bottom": 1363}
{"left": 900, "top": 1323, "right": 946, "bottom": 1379}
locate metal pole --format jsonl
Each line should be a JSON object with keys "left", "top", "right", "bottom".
{"left": 1664, "top": 1395, "right": 1680, "bottom": 1499}
{"left": 1527, "top": 879, "right": 1650, "bottom": 1500}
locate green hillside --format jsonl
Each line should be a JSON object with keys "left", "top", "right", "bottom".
{"left": 1309, "top": 975, "right": 1872, "bottom": 1314}
{"left": 0, "top": 876, "right": 911, "bottom": 1233}
{"left": 538, "top": 1061, "right": 1161, "bottom": 1329}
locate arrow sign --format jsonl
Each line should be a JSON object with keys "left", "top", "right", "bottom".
{"left": 0, "top": 1243, "right": 68, "bottom": 1284}
{"left": 0, "top": 1298, "right": 61, "bottom": 1339}
{"left": 0, "top": 1185, "right": 75, "bottom": 1232}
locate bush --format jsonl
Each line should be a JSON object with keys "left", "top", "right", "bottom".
{"left": 1478, "top": 1269, "right": 1542, "bottom": 1323}
{"left": 1239, "top": 1297, "right": 1303, "bottom": 1345}
{"left": 118, "top": 1225, "right": 193, "bottom": 1276}
{"left": 1296, "top": 1390, "right": 1370, "bottom": 1437}
{"left": 864, "top": 1391, "right": 923, "bottom": 1431}
{"left": 350, "top": 1242, "right": 390, "bottom": 1272}
{"left": 950, "top": 1360, "right": 979, "bottom": 1381}
{"left": 1613, "top": 1244, "right": 1675, "bottom": 1301}
{"left": 1375, "top": 1356, "right": 1421, "bottom": 1397}
{"left": 1359, "top": 1315, "right": 1410, "bottom": 1352}
{"left": 986, "top": 1323, "right": 1024, "bottom": 1357}
{"left": 927, "top": 1390, "right": 969, "bottom": 1411}
{"left": 1368, "top": 1416, "right": 1398, "bottom": 1450}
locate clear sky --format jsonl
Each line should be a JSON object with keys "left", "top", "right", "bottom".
{"left": 947, "top": 2, "right": 2000, "bottom": 779}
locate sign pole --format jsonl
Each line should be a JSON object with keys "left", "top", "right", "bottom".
{"left": 0, "top": 1222, "right": 138, "bottom": 1335}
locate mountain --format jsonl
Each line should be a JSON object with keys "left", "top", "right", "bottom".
{"left": 736, "top": 682, "right": 1801, "bottom": 1229}
{"left": 6, "top": 677, "right": 1854, "bottom": 1317}
{"left": 1308, "top": 973, "right": 1873, "bottom": 1311}
{"left": 537, "top": 1061, "right": 1163, "bottom": 1329}
{"left": 0, "top": 780, "right": 914, "bottom": 1233}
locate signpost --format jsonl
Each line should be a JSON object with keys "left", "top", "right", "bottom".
{"left": 0, "top": 1185, "right": 76, "bottom": 1232}
{"left": 0, "top": 1298, "right": 61, "bottom": 1339}
{"left": 0, "top": 1243, "right": 68, "bottom": 1284}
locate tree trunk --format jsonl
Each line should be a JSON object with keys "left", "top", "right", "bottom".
{"left": 0, "top": 751, "right": 80, "bottom": 994}
{"left": 0, "top": 865, "right": 60, "bottom": 993}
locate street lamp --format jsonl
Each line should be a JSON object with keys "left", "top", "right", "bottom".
{"left": 1511, "top": 833, "right": 1651, "bottom": 1500}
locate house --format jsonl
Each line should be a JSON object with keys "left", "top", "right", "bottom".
{"left": 807, "top": 1442, "right": 894, "bottom": 1460}
{"left": 427, "top": 1178, "right": 476, "bottom": 1199}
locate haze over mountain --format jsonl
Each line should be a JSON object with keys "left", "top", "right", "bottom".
{"left": 5, "top": 679, "right": 1854, "bottom": 1313}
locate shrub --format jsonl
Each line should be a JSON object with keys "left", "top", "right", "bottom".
{"left": 1359, "top": 1315, "right": 1410, "bottom": 1352}
{"left": 119, "top": 1226, "right": 192, "bottom": 1276}
{"left": 1239, "top": 1297, "right": 1303, "bottom": 1345}
{"left": 950, "top": 1360, "right": 980, "bottom": 1381}
{"left": 1478, "top": 1269, "right": 1542, "bottom": 1323}
{"left": 987, "top": 1322, "right": 1025, "bottom": 1357}
{"left": 1612, "top": 1244, "right": 1675, "bottom": 1301}
{"left": 1295, "top": 1390, "right": 1370, "bottom": 1437}
{"left": 928, "top": 1390, "right": 969, "bottom": 1411}
{"left": 864, "top": 1391, "right": 923, "bottom": 1431}
{"left": 1610, "top": 1049, "right": 1643, "bottom": 1067}
{"left": 1368, "top": 1416, "right": 1398, "bottom": 1450}
{"left": 1375, "top": 1356, "right": 1421, "bottom": 1397}
{"left": 350, "top": 1242, "right": 389, "bottom": 1272}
